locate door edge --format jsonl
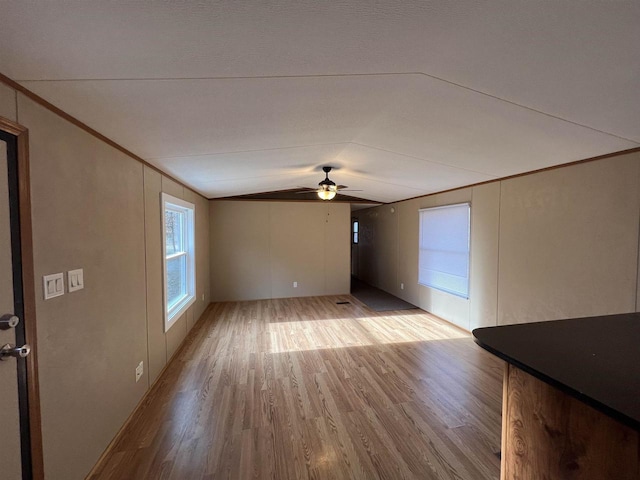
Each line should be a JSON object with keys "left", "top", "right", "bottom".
{"left": 1, "top": 116, "right": 44, "bottom": 480}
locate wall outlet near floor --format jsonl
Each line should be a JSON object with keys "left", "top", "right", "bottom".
{"left": 135, "top": 361, "right": 144, "bottom": 383}
{"left": 202, "top": 293, "right": 205, "bottom": 301}
{"left": 401, "top": 283, "right": 404, "bottom": 290}
{"left": 293, "top": 281, "right": 298, "bottom": 288}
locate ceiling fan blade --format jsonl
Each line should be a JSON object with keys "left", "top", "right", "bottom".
{"left": 295, "top": 169, "right": 359, "bottom": 197}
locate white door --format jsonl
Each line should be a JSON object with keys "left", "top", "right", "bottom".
{"left": 0, "top": 138, "right": 24, "bottom": 479}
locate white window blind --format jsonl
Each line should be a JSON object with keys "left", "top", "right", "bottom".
{"left": 419, "top": 203, "right": 470, "bottom": 298}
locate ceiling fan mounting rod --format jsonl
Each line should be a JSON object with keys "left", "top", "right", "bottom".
{"left": 319, "top": 166, "right": 336, "bottom": 189}
{"left": 317, "top": 166, "right": 338, "bottom": 200}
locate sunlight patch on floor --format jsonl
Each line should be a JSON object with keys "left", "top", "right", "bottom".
{"left": 267, "top": 313, "right": 469, "bottom": 354}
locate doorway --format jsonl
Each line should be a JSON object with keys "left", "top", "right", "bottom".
{"left": 0, "top": 118, "right": 43, "bottom": 480}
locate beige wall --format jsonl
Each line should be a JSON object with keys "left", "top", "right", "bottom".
{"left": 357, "top": 151, "right": 640, "bottom": 331}
{"left": 0, "top": 82, "right": 16, "bottom": 120}
{"left": 144, "top": 169, "right": 210, "bottom": 384}
{"left": 497, "top": 154, "right": 639, "bottom": 324}
{"left": 469, "top": 182, "right": 500, "bottom": 329}
{"left": 0, "top": 88, "right": 210, "bottom": 479}
{"left": 21, "top": 93, "right": 147, "bottom": 480}
{"left": 209, "top": 200, "right": 350, "bottom": 301}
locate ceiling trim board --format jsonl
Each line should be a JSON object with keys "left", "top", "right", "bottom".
{"left": 19, "top": 71, "right": 639, "bottom": 144}
{"left": 4, "top": 70, "right": 639, "bottom": 205}
{"left": 15, "top": 72, "right": 425, "bottom": 83}
{"left": 389, "top": 145, "right": 640, "bottom": 206}
{"left": 151, "top": 139, "right": 497, "bottom": 180}
{"left": 148, "top": 141, "right": 351, "bottom": 161}
{"left": 0, "top": 72, "right": 208, "bottom": 200}
{"left": 209, "top": 198, "right": 378, "bottom": 204}
{"left": 213, "top": 187, "right": 378, "bottom": 203}
{"left": 212, "top": 187, "right": 316, "bottom": 199}
{"left": 348, "top": 142, "right": 497, "bottom": 177}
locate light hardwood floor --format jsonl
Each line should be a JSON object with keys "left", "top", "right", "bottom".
{"left": 90, "top": 295, "right": 503, "bottom": 479}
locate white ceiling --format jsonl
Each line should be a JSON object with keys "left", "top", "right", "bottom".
{"left": 1, "top": 1, "right": 638, "bottom": 202}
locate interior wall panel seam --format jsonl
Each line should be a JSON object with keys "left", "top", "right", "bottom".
{"left": 635, "top": 162, "right": 640, "bottom": 312}
{"left": 142, "top": 167, "right": 151, "bottom": 389}
{"left": 469, "top": 187, "right": 474, "bottom": 328}
{"left": 268, "top": 203, "right": 273, "bottom": 300}
{"left": 323, "top": 204, "right": 328, "bottom": 295}
{"left": 14, "top": 89, "right": 18, "bottom": 123}
{"left": 496, "top": 180, "right": 503, "bottom": 326}
{"left": 162, "top": 182, "right": 168, "bottom": 360}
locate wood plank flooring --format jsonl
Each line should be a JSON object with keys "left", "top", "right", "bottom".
{"left": 89, "top": 295, "right": 503, "bottom": 479}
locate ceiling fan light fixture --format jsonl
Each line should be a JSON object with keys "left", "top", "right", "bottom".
{"left": 314, "top": 166, "right": 342, "bottom": 200}
{"left": 317, "top": 189, "right": 337, "bottom": 200}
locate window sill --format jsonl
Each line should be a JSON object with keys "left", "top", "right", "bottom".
{"left": 165, "top": 294, "right": 196, "bottom": 332}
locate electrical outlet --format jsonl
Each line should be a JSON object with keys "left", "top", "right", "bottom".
{"left": 293, "top": 281, "right": 298, "bottom": 288}
{"left": 401, "top": 283, "right": 404, "bottom": 290}
{"left": 135, "top": 361, "right": 144, "bottom": 383}
{"left": 202, "top": 293, "right": 205, "bottom": 301}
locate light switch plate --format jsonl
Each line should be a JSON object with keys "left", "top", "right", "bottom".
{"left": 43, "top": 273, "right": 64, "bottom": 300}
{"left": 68, "top": 269, "right": 84, "bottom": 292}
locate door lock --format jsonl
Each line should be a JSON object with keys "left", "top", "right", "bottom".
{"left": 0, "top": 314, "right": 19, "bottom": 330}
{"left": 0, "top": 343, "right": 31, "bottom": 360}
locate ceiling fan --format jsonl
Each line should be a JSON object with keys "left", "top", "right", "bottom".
{"left": 306, "top": 166, "right": 361, "bottom": 200}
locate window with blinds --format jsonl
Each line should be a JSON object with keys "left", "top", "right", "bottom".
{"left": 418, "top": 203, "right": 470, "bottom": 298}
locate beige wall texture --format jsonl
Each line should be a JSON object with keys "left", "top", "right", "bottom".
{"left": 0, "top": 82, "right": 16, "bottom": 120}
{"left": 209, "top": 200, "right": 350, "bottom": 301}
{"left": 0, "top": 89, "right": 210, "bottom": 480}
{"left": 356, "top": 152, "right": 640, "bottom": 331}
{"left": 144, "top": 169, "right": 210, "bottom": 384}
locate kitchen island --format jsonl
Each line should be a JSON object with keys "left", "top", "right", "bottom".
{"left": 473, "top": 313, "right": 640, "bottom": 480}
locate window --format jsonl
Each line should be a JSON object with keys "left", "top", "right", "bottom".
{"left": 419, "top": 203, "right": 470, "bottom": 298}
{"left": 352, "top": 219, "right": 359, "bottom": 244}
{"left": 162, "top": 193, "right": 196, "bottom": 331}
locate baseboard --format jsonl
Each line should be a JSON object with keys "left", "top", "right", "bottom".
{"left": 85, "top": 303, "right": 214, "bottom": 479}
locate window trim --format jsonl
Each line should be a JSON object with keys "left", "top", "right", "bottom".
{"left": 161, "top": 193, "right": 196, "bottom": 332}
{"left": 418, "top": 202, "right": 470, "bottom": 299}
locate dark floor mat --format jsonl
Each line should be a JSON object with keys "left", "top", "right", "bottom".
{"left": 351, "top": 277, "right": 419, "bottom": 312}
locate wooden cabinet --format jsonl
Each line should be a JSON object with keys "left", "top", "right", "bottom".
{"left": 501, "top": 364, "right": 639, "bottom": 480}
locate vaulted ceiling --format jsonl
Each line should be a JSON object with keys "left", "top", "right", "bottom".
{"left": 1, "top": 1, "right": 639, "bottom": 203}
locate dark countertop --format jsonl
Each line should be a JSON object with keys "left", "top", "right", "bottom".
{"left": 473, "top": 313, "right": 640, "bottom": 431}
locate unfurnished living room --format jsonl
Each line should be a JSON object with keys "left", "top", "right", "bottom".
{"left": 1, "top": 2, "right": 639, "bottom": 480}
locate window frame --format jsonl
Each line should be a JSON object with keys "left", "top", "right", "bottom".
{"left": 418, "top": 202, "right": 471, "bottom": 299}
{"left": 352, "top": 218, "right": 359, "bottom": 244}
{"left": 161, "top": 193, "right": 196, "bottom": 332}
